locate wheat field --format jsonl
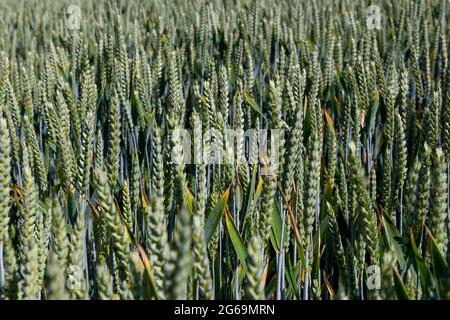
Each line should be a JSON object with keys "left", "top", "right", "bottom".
{"left": 0, "top": 0, "right": 449, "bottom": 300}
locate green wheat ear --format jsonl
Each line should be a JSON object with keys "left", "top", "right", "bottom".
{"left": 245, "top": 235, "right": 264, "bottom": 300}
{"left": 95, "top": 260, "right": 116, "bottom": 300}
{"left": 0, "top": 117, "right": 11, "bottom": 241}
{"left": 45, "top": 251, "right": 69, "bottom": 300}
{"left": 192, "top": 158, "right": 213, "bottom": 299}
{"left": 430, "top": 148, "right": 448, "bottom": 255}
{"left": 1, "top": 233, "right": 18, "bottom": 299}
{"left": 68, "top": 211, "right": 86, "bottom": 300}
{"left": 144, "top": 192, "right": 168, "bottom": 299}
{"left": 166, "top": 206, "right": 191, "bottom": 300}
{"left": 106, "top": 91, "right": 121, "bottom": 189}
{"left": 94, "top": 168, "right": 130, "bottom": 286}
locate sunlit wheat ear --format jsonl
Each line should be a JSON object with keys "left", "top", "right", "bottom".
{"left": 430, "top": 148, "right": 448, "bottom": 255}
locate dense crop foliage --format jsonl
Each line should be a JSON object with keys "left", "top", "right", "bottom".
{"left": 0, "top": 0, "right": 449, "bottom": 300}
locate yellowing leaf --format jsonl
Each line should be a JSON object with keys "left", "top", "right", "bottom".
{"left": 141, "top": 190, "right": 150, "bottom": 209}
{"left": 136, "top": 243, "right": 159, "bottom": 299}
{"left": 184, "top": 186, "right": 194, "bottom": 214}
{"left": 324, "top": 277, "right": 336, "bottom": 299}
{"left": 323, "top": 108, "right": 335, "bottom": 131}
